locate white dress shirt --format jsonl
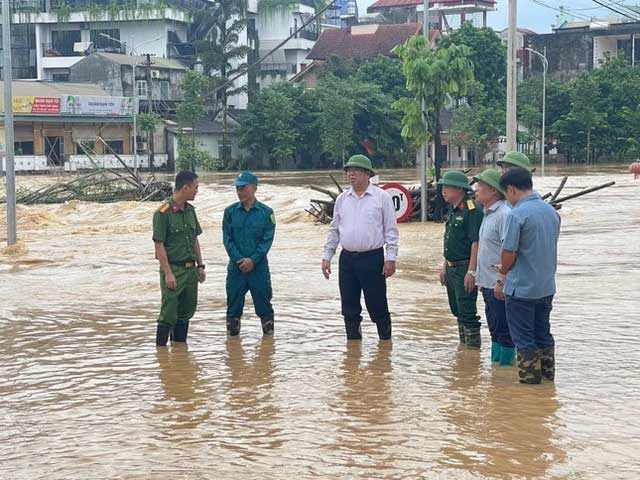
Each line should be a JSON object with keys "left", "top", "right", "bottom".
{"left": 323, "top": 184, "right": 399, "bottom": 262}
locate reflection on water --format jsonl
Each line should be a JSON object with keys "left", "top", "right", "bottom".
{"left": 1, "top": 168, "right": 639, "bottom": 479}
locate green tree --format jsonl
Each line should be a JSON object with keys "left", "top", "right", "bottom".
{"left": 193, "top": 0, "right": 251, "bottom": 168}
{"left": 354, "top": 56, "right": 408, "bottom": 100}
{"left": 437, "top": 23, "right": 506, "bottom": 102}
{"left": 137, "top": 112, "right": 160, "bottom": 170}
{"left": 449, "top": 82, "right": 504, "bottom": 163}
{"left": 176, "top": 71, "right": 210, "bottom": 172}
{"left": 394, "top": 36, "right": 474, "bottom": 219}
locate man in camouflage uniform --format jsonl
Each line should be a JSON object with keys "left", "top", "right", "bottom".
{"left": 438, "top": 171, "right": 484, "bottom": 348}
{"left": 152, "top": 171, "right": 206, "bottom": 346}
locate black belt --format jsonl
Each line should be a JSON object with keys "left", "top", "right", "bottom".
{"left": 341, "top": 247, "right": 384, "bottom": 257}
{"left": 446, "top": 259, "right": 470, "bottom": 268}
{"left": 170, "top": 261, "right": 196, "bottom": 268}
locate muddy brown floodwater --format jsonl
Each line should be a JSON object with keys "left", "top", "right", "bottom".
{"left": 1, "top": 165, "right": 639, "bottom": 479}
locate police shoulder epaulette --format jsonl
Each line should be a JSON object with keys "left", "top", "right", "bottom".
{"left": 467, "top": 199, "right": 476, "bottom": 210}
{"left": 159, "top": 203, "right": 170, "bottom": 214}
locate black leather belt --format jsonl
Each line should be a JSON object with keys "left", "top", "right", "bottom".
{"left": 342, "top": 247, "right": 383, "bottom": 257}
{"left": 171, "top": 261, "right": 196, "bottom": 268}
{"left": 447, "top": 259, "right": 470, "bottom": 268}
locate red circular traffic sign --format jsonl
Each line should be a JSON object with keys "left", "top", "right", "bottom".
{"left": 382, "top": 183, "right": 413, "bottom": 223}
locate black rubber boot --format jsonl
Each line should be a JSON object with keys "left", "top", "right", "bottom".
{"left": 155, "top": 324, "right": 171, "bottom": 347}
{"left": 517, "top": 350, "right": 542, "bottom": 384}
{"left": 458, "top": 323, "right": 466, "bottom": 344}
{"left": 226, "top": 317, "right": 241, "bottom": 336}
{"left": 540, "top": 346, "right": 555, "bottom": 381}
{"left": 171, "top": 322, "right": 189, "bottom": 342}
{"left": 376, "top": 319, "right": 392, "bottom": 340}
{"left": 260, "top": 316, "right": 274, "bottom": 336}
{"left": 344, "top": 317, "right": 362, "bottom": 340}
{"left": 465, "top": 327, "right": 481, "bottom": 349}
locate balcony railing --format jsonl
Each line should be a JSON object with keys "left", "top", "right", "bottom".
{"left": 42, "top": 43, "right": 84, "bottom": 57}
{"left": 258, "top": 63, "right": 296, "bottom": 76}
{"left": 11, "top": 0, "right": 45, "bottom": 12}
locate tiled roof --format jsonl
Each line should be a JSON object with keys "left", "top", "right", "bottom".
{"left": 306, "top": 23, "right": 423, "bottom": 60}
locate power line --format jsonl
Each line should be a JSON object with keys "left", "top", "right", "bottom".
{"left": 590, "top": 0, "right": 640, "bottom": 20}
{"left": 529, "top": 0, "right": 594, "bottom": 21}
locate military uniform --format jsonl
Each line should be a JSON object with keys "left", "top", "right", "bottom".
{"left": 223, "top": 199, "right": 276, "bottom": 335}
{"left": 153, "top": 198, "right": 202, "bottom": 340}
{"left": 443, "top": 197, "right": 484, "bottom": 345}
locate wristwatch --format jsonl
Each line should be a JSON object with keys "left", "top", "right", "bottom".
{"left": 467, "top": 270, "right": 476, "bottom": 277}
{"left": 496, "top": 278, "right": 504, "bottom": 286}
{"left": 197, "top": 264, "right": 206, "bottom": 270}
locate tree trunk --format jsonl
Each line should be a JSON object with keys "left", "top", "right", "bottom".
{"left": 223, "top": 94, "right": 228, "bottom": 169}
{"left": 586, "top": 129, "right": 591, "bottom": 164}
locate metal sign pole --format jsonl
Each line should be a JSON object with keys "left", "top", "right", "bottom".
{"left": 3, "top": 0, "right": 16, "bottom": 245}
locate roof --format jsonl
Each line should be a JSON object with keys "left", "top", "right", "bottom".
{"left": 0, "top": 80, "right": 109, "bottom": 97}
{"left": 93, "top": 52, "right": 187, "bottom": 70}
{"left": 307, "top": 23, "right": 424, "bottom": 60}
{"left": 368, "top": 0, "right": 496, "bottom": 12}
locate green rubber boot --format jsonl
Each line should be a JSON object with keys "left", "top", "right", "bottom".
{"left": 491, "top": 342, "right": 501, "bottom": 362}
{"left": 465, "top": 327, "right": 481, "bottom": 350}
{"left": 499, "top": 347, "right": 516, "bottom": 366}
{"left": 457, "top": 323, "right": 466, "bottom": 344}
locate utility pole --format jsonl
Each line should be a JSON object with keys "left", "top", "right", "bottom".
{"left": 506, "top": 0, "right": 518, "bottom": 151}
{"left": 3, "top": 0, "right": 16, "bottom": 246}
{"left": 420, "top": 0, "right": 430, "bottom": 222}
{"left": 145, "top": 53, "right": 155, "bottom": 171}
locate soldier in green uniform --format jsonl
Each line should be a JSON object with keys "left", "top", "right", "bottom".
{"left": 223, "top": 172, "right": 276, "bottom": 336}
{"left": 438, "top": 171, "right": 484, "bottom": 348}
{"left": 152, "top": 171, "right": 206, "bottom": 346}
{"left": 497, "top": 151, "right": 534, "bottom": 172}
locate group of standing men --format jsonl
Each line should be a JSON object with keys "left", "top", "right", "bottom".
{"left": 151, "top": 151, "right": 560, "bottom": 385}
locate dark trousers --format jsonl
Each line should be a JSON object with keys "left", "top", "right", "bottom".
{"left": 445, "top": 265, "right": 480, "bottom": 329}
{"left": 482, "top": 288, "right": 514, "bottom": 347}
{"left": 339, "top": 248, "right": 391, "bottom": 338}
{"left": 505, "top": 295, "right": 555, "bottom": 353}
{"left": 226, "top": 262, "right": 274, "bottom": 320}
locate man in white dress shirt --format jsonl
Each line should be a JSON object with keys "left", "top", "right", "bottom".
{"left": 321, "top": 155, "right": 399, "bottom": 340}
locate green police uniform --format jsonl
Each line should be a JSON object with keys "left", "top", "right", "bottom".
{"left": 444, "top": 197, "right": 484, "bottom": 334}
{"left": 153, "top": 198, "right": 202, "bottom": 332}
{"left": 223, "top": 199, "right": 276, "bottom": 335}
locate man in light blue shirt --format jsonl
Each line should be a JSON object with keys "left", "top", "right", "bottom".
{"left": 473, "top": 169, "right": 515, "bottom": 366}
{"left": 498, "top": 168, "right": 560, "bottom": 384}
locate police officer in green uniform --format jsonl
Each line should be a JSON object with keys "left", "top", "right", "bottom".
{"left": 438, "top": 171, "right": 484, "bottom": 348}
{"left": 497, "top": 151, "right": 534, "bottom": 172}
{"left": 153, "top": 171, "right": 206, "bottom": 346}
{"left": 223, "top": 172, "right": 276, "bottom": 336}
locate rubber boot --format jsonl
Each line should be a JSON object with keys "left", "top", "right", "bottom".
{"left": 540, "top": 346, "right": 555, "bottom": 381}
{"left": 344, "top": 317, "right": 362, "bottom": 340}
{"left": 376, "top": 319, "right": 392, "bottom": 340}
{"left": 171, "top": 321, "right": 189, "bottom": 342}
{"left": 517, "top": 350, "right": 542, "bottom": 384}
{"left": 499, "top": 347, "right": 516, "bottom": 366}
{"left": 491, "top": 342, "right": 501, "bottom": 362}
{"left": 465, "top": 327, "right": 481, "bottom": 349}
{"left": 260, "top": 316, "right": 274, "bottom": 336}
{"left": 155, "top": 324, "right": 171, "bottom": 347}
{"left": 458, "top": 323, "right": 466, "bottom": 344}
{"left": 226, "top": 317, "right": 241, "bottom": 336}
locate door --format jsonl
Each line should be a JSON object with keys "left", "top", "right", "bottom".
{"left": 45, "top": 136, "right": 64, "bottom": 166}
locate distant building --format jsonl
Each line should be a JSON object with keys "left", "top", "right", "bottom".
{"left": 499, "top": 27, "right": 537, "bottom": 82}
{"left": 524, "top": 17, "right": 640, "bottom": 81}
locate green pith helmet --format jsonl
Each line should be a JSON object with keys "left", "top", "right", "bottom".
{"left": 437, "top": 170, "right": 472, "bottom": 191}
{"left": 497, "top": 151, "right": 533, "bottom": 170}
{"left": 473, "top": 168, "right": 505, "bottom": 196}
{"left": 344, "top": 154, "right": 375, "bottom": 175}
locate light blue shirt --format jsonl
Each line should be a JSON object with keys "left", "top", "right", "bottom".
{"left": 476, "top": 199, "right": 510, "bottom": 289}
{"left": 502, "top": 192, "right": 561, "bottom": 299}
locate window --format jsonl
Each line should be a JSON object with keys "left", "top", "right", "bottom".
{"left": 90, "top": 29, "right": 122, "bottom": 52}
{"left": 159, "top": 80, "right": 169, "bottom": 100}
{"left": 136, "top": 80, "right": 148, "bottom": 97}
{"left": 218, "top": 142, "right": 232, "bottom": 162}
{"left": 51, "top": 30, "right": 81, "bottom": 56}
{"left": 52, "top": 72, "right": 69, "bottom": 82}
{"left": 14, "top": 141, "right": 34, "bottom": 155}
{"left": 76, "top": 140, "right": 95, "bottom": 155}
{"left": 106, "top": 140, "right": 124, "bottom": 154}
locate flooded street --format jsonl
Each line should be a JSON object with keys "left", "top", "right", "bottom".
{"left": 1, "top": 166, "right": 639, "bottom": 479}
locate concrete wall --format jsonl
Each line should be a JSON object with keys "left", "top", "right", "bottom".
{"left": 526, "top": 31, "right": 593, "bottom": 81}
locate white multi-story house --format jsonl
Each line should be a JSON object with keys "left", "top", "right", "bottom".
{"left": 7, "top": 0, "right": 194, "bottom": 82}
